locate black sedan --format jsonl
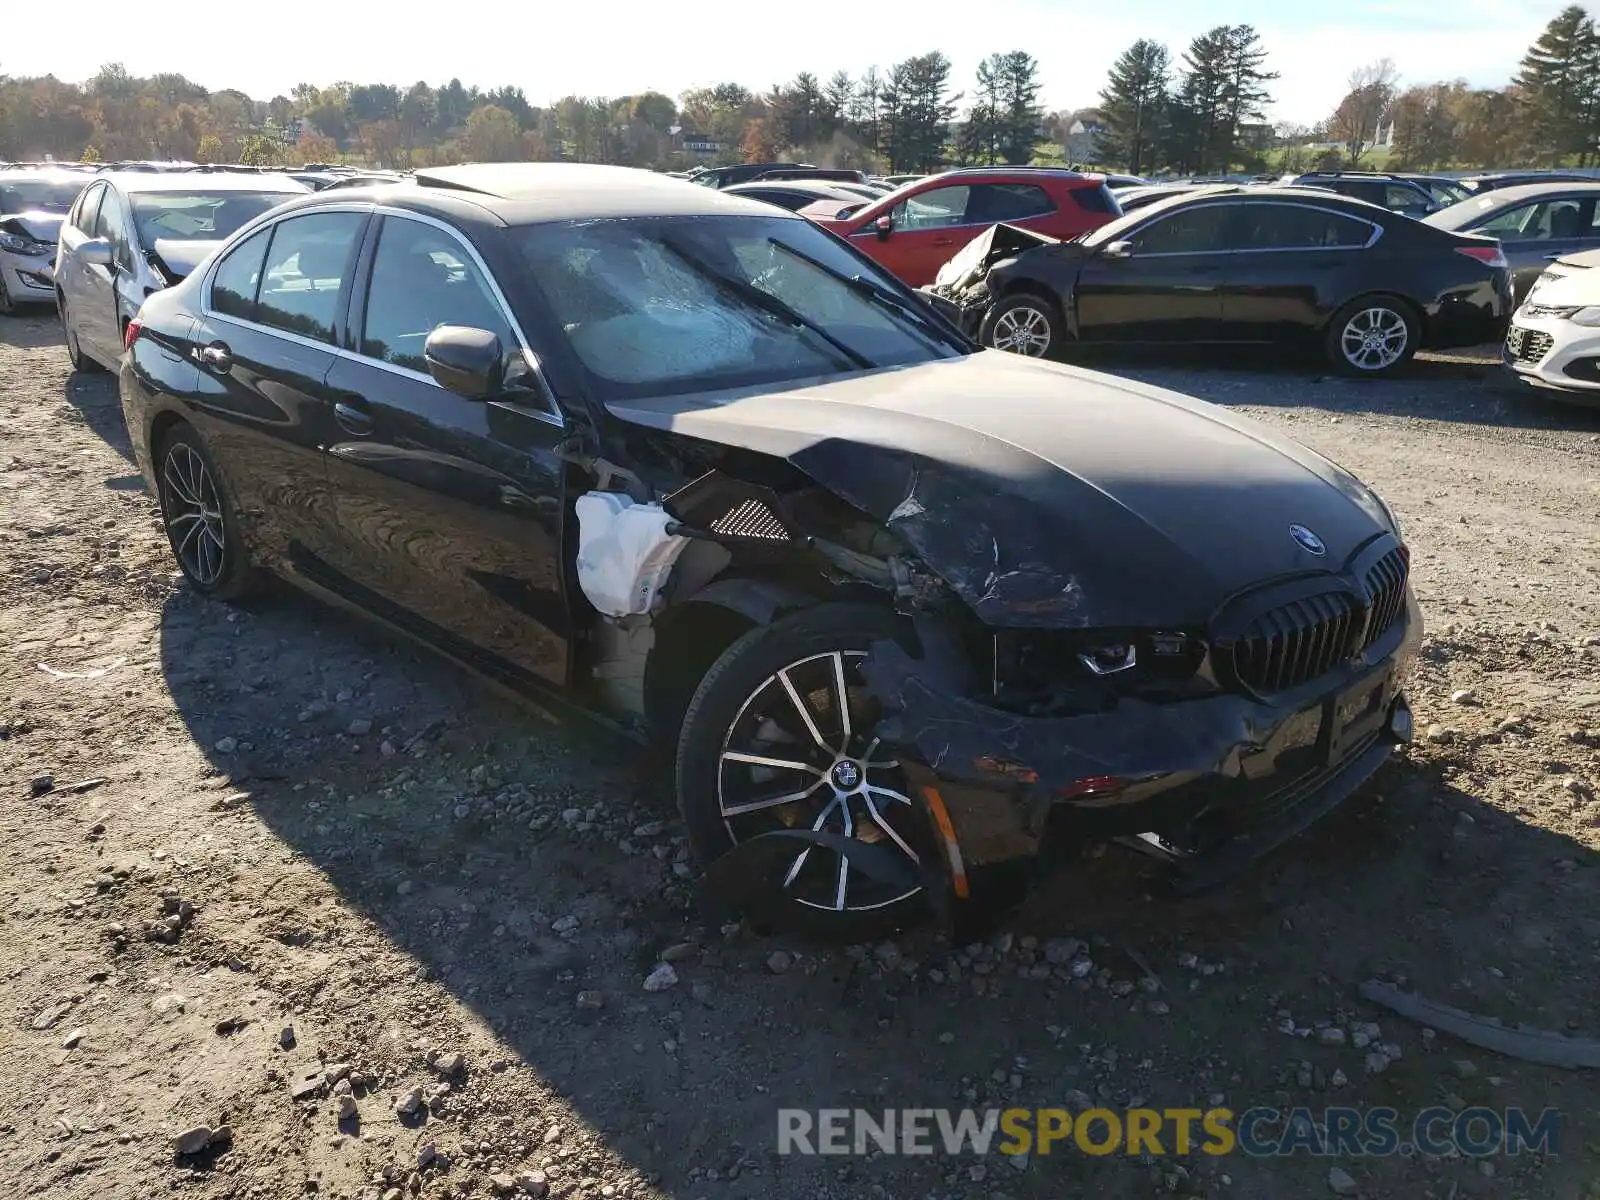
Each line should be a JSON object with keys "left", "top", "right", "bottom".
{"left": 120, "top": 164, "right": 1420, "bottom": 938}
{"left": 931, "top": 186, "right": 1510, "bottom": 375}
{"left": 1424, "top": 182, "right": 1600, "bottom": 302}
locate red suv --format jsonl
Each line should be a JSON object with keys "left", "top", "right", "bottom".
{"left": 808, "top": 168, "right": 1122, "bottom": 286}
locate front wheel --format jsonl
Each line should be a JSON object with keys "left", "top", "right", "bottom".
{"left": 675, "top": 603, "right": 937, "bottom": 941}
{"left": 0, "top": 273, "right": 16, "bottom": 317}
{"left": 981, "top": 294, "right": 1062, "bottom": 358}
{"left": 1325, "top": 297, "right": 1418, "bottom": 377}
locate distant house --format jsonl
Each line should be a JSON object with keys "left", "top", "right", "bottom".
{"left": 672, "top": 128, "right": 724, "bottom": 156}
{"left": 1064, "top": 109, "right": 1106, "bottom": 163}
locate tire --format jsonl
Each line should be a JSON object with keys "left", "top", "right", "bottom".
{"left": 62, "top": 300, "right": 107, "bottom": 374}
{"left": 154, "top": 424, "right": 258, "bottom": 601}
{"left": 0, "top": 273, "right": 15, "bottom": 317}
{"left": 675, "top": 602, "right": 937, "bottom": 941}
{"left": 981, "top": 292, "right": 1062, "bottom": 358}
{"left": 1324, "top": 295, "right": 1419, "bottom": 377}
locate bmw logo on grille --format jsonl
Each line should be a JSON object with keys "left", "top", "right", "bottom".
{"left": 831, "top": 760, "right": 862, "bottom": 790}
{"left": 1289, "top": 524, "right": 1327, "bottom": 556}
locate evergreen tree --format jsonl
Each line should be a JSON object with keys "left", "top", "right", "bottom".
{"left": 995, "top": 51, "right": 1044, "bottom": 164}
{"left": 1219, "top": 25, "right": 1277, "bottom": 172}
{"left": 1515, "top": 5, "right": 1600, "bottom": 165}
{"left": 1097, "top": 39, "right": 1170, "bottom": 174}
{"left": 882, "top": 52, "right": 958, "bottom": 171}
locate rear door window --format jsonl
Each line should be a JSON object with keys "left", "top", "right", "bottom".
{"left": 209, "top": 226, "right": 273, "bottom": 321}
{"left": 1383, "top": 183, "right": 1430, "bottom": 214}
{"left": 1235, "top": 203, "right": 1373, "bottom": 250}
{"left": 967, "top": 184, "right": 1056, "bottom": 224}
{"left": 254, "top": 212, "right": 366, "bottom": 344}
{"left": 1477, "top": 199, "right": 1590, "bottom": 241}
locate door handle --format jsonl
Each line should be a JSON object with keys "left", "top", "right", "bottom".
{"left": 931, "top": 237, "right": 955, "bottom": 246}
{"left": 198, "top": 342, "right": 232, "bottom": 373}
{"left": 1543, "top": 253, "right": 1565, "bottom": 260}
{"left": 334, "top": 397, "right": 374, "bottom": 436}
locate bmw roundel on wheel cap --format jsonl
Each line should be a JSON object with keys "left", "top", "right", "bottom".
{"left": 1289, "top": 524, "right": 1327, "bottom": 556}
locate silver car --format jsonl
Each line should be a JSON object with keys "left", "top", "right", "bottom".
{"left": 55, "top": 169, "right": 307, "bottom": 371}
{"left": 0, "top": 169, "right": 89, "bottom": 316}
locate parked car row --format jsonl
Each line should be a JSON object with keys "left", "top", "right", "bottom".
{"left": 919, "top": 184, "right": 1510, "bottom": 375}
{"left": 87, "top": 162, "right": 1421, "bottom": 939}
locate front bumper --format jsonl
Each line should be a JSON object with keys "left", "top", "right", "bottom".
{"left": 1, "top": 250, "right": 56, "bottom": 303}
{"left": 865, "top": 590, "right": 1423, "bottom": 916}
{"left": 1504, "top": 312, "right": 1600, "bottom": 395}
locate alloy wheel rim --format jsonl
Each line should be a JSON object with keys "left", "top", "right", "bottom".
{"left": 716, "top": 650, "right": 924, "bottom": 913}
{"left": 162, "top": 443, "right": 227, "bottom": 586}
{"left": 1340, "top": 307, "right": 1408, "bottom": 370}
{"left": 991, "top": 306, "right": 1052, "bottom": 356}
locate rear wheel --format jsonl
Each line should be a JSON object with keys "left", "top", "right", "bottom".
{"left": 676, "top": 603, "right": 936, "bottom": 941}
{"left": 154, "top": 425, "right": 257, "bottom": 600}
{"left": 62, "top": 300, "right": 107, "bottom": 374}
{"left": 1325, "top": 296, "right": 1418, "bottom": 376}
{"left": 981, "top": 293, "right": 1061, "bottom": 358}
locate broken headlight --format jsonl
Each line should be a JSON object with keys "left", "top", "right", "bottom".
{"left": 990, "top": 628, "right": 1208, "bottom": 716}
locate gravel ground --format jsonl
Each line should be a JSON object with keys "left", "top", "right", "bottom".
{"left": 2, "top": 309, "right": 1599, "bottom": 1200}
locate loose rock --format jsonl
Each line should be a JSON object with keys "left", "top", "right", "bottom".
{"left": 643, "top": 963, "right": 679, "bottom": 992}
{"left": 1327, "top": 1165, "right": 1359, "bottom": 1196}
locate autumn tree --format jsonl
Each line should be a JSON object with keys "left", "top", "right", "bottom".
{"left": 1328, "top": 59, "right": 1399, "bottom": 166}
{"left": 464, "top": 104, "right": 521, "bottom": 161}
{"left": 294, "top": 128, "right": 339, "bottom": 164}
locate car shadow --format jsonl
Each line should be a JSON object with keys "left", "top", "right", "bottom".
{"left": 152, "top": 580, "right": 1600, "bottom": 1196}
{"left": 1068, "top": 344, "right": 1600, "bottom": 435}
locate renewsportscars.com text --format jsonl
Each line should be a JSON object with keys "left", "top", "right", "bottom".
{"left": 776, "top": 1106, "right": 1560, "bottom": 1158}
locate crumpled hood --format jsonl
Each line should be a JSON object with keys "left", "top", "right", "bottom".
{"left": 607, "top": 351, "right": 1395, "bottom": 629}
{"left": 0, "top": 211, "right": 64, "bottom": 243}
{"left": 1522, "top": 269, "right": 1600, "bottom": 308}
{"left": 150, "top": 238, "right": 222, "bottom": 281}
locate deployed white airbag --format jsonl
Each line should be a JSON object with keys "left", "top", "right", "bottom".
{"left": 574, "top": 492, "right": 691, "bottom": 617}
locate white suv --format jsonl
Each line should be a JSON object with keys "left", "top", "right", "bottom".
{"left": 55, "top": 168, "right": 306, "bottom": 371}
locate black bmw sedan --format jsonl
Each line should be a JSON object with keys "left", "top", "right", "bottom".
{"left": 120, "top": 164, "right": 1420, "bottom": 939}
{"left": 934, "top": 185, "right": 1510, "bottom": 375}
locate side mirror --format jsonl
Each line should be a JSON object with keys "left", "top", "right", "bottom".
{"left": 424, "top": 325, "right": 504, "bottom": 399}
{"left": 1101, "top": 240, "right": 1135, "bottom": 260}
{"left": 874, "top": 214, "right": 893, "bottom": 241}
{"left": 79, "top": 237, "right": 113, "bottom": 267}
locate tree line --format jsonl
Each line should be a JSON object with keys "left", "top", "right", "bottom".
{"left": 0, "top": 53, "right": 1047, "bottom": 174}
{"left": 1097, "top": 4, "right": 1600, "bottom": 175}
{"left": 8, "top": 9, "right": 1596, "bottom": 179}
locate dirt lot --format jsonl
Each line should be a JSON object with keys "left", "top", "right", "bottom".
{"left": 2, "top": 309, "right": 1599, "bottom": 1200}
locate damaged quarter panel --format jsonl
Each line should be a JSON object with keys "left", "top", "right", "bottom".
{"left": 607, "top": 350, "right": 1395, "bottom": 629}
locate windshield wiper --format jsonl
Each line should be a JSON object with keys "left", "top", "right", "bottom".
{"left": 764, "top": 237, "right": 966, "bottom": 350}
{"left": 659, "top": 237, "right": 875, "bottom": 372}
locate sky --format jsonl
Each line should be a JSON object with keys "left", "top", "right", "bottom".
{"left": 8, "top": 0, "right": 1565, "bottom": 126}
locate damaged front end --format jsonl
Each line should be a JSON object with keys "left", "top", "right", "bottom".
{"left": 920, "top": 223, "right": 1064, "bottom": 336}
{"left": 599, "top": 365, "right": 1422, "bottom": 935}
